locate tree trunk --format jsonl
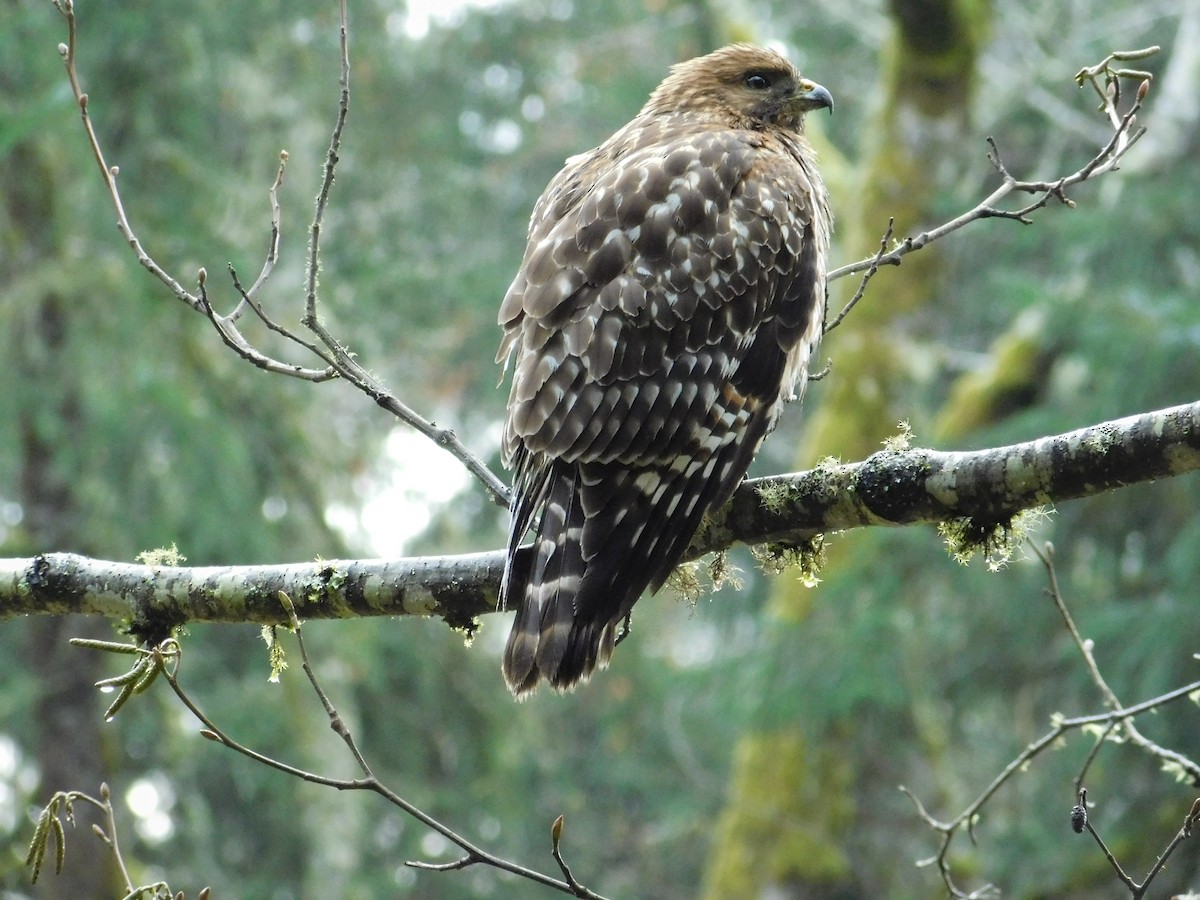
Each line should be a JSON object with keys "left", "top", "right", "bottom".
{"left": 9, "top": 143, "right": 122, "bottom": 898}
{"left": 702, "top": 2, "right": 990, "bottom": 896}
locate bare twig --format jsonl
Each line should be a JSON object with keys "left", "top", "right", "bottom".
{"left": 51, "top": 0, "right": 510, "bottom": 507}
{"left": 1084, "top": 815, "right": 1137, "bottom": 892}
{"left": 903, "top": 532, "right": 1200, "bottom": 897}
{"left": 80, "top": 619, "right": 610, "bottom": 898}
{"left": 303, "top": 0, "right": 351, "bottom": 336}
{"left": 548, "top": 816, "right": 605, "bottom": 899}
{"left": 1081, "top": 793, "right": 1200, "bottom": 899}
{"left": 1032, "top": 541, "right": 1200, "bottom": 784}
{"left": 823, "top": 217, "right": 894, "bottom": 336}
{"left": 198, "top": 272, "right": 338, "bottom": 381}
{"left": 1073, "top": 721, "right": 1117, "bottom": 798}
{"left": 50, "top": 0, "right": 199, "bottom": 312}
{"left": 25, "top": 780, "right": 208, "bottom": 897}
{"left": 1132, "top": 798, "right": 1200, "bottom": 897}
{"left": 224, "top": 266, "right": 341, "bottom": 374}
{"left": 827, "top": 48, "right": 1155, "bottom": 284}
{"left": 902, "top": 677, "right": 1200, "bottom": 898}
{"left": 228, "top": 151, "right": 288, "bottom": 321}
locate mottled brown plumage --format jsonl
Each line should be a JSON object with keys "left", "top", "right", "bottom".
{"left": 497, "top": 44, "right": 833, "bottom": 696}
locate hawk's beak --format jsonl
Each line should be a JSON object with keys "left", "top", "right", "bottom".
{"left": 796, "top": 80, "right": 834, "bottom": 115}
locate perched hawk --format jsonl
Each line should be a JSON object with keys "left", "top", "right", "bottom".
{"left": 497, "top": 44, "right": 833, "bottom": 696}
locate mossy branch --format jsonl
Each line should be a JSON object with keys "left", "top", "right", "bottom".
{"left": 1, "top": 400, "right": 1196, "bottom": 637}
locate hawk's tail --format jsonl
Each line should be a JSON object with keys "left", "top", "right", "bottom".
{"left": 501, "top": 461, "right": 593, "bottom": 696}
{"left": 500, "top": 453, "right": 735, "bottom": 697}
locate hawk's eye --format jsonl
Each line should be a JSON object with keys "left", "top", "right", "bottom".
{"left": 743, "top": 72, "right": 771, "bottom": 90}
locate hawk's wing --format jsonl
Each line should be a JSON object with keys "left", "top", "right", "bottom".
{"left": 499, "top": 120, "right": 826, "bottom": 470}
{"left": 497, "top": 119, "right": 829, "bottom": 692}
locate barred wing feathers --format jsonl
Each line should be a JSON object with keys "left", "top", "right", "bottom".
{"left": 497, "top": 55, "right": 830, "bottom": 696}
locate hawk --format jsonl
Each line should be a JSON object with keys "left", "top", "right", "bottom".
{"left": 497, "top": 44, "right": 833, "bottom": 696}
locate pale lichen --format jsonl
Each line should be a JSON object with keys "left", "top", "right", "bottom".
{"left": 260, "top": 625, "right": 288, "bottom": 683}
{"left": 136, "top": 543, "right": 186, "bottom": 566}
{"left": 751, "top": 535, "right": 827, "bottom": 587}
{"left": 708, "top": 551, "right": 744, "bottom": 593}
{"left": 755, "top": 480, "right": 794, "bottom": 514}
{"left": 668, "top": 560, "right": 706, "bottom": 607}
{"left": 669, "top": 552, "right": 747, "bottom": 609}
{"left": 938, "top": 507, "right": 1052, "bottom": 570}
{"left": 882, "top": 420, "right": 914, "bottom": 452}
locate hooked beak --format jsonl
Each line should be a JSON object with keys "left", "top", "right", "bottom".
{"left": 796, "top": 80, "right": 834, "bottom": 115}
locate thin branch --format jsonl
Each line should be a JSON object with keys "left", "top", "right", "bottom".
{"left": 822, "top": 217, "right": 894, "bottom": 336}
{"left": 902, "top": 679, "right": 1200, "bottom": 898}
{"left": 1074, "top": 721, "right": 1117, "bottom": 798}
{"left": 1083, "top": 795, "right": 1200, "bottom": 899}
{"left": 1145, "top": 799, "right": 1200, "bottom": 890}
{"left": 827, "top": 48, "right": 1155, "bottom": 284}
{"left": 227, "top": 151, "right": 289, "bottom": 322}
{"left": 549, "top": 816, "right": 605, "bottom": 899}
{"left": 51, "top": 0, "right": 510, "bottom": 507}
{"left": 24, "top": 782, "right": 202, "bottom": 896}
{"left": 1032, "top": 541, "right": 1200, "bottom": 783}
{"left": 128, "top": 623, "right": 609, "bottom": 898}
{"left": 278, "top": 592, "right": 373, "bottom": 777}
{"left": 302, "top": 0, "right": 351, "bottom": 336}
{"left": 51, "top": 0, "right": 200, "bottom": 312}
{"left": 1084, "top": 818, "right": 1138, "bottom": 892}
{"left": 901, "top": 535, "right": 1200, "bottom": 898}
{"left": 225, "top": 265, "right": 341, "bottom": 376}
{"left": 198, "top": 272, "right": 337, "bottom": 381}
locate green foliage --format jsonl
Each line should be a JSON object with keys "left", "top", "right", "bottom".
{"left": 2, "top": 0, "right": 1198, "bottom": 898}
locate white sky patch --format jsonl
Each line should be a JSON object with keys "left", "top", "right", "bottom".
{"left": 126, "top": 773, "right": 176, "bottom": 845}
{"left": 386, "top": 0, "right": 513, "bottom": 41}
{"left": 350, "top": 427, "right": 472, "bottom": 557}
{"left": 0, "top": 734, "right": 35, "bottom": 835}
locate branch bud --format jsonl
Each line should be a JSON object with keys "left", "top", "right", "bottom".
{"left": 57, "top": 43, "right": 69, "bottom": 58}
{"left": 1136, "top": 79, "right": 1150, "bottom": 103}
{"left": 551, "top": 814, "right": 564, "bottom": 849}
{"left": 1070, "top": 804, "right": 1087, "bottom": 833}
{"left": 1185, "top": 798, "right": 1200, "bottom": 838}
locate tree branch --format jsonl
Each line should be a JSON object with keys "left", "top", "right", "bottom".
{"left": 827, "top": 47, "right": 1153, "bottom": 283}
{"left": 902, "top": 537, "right": 1200, "bottom": 898}
{"left": 2, "top": 400, "right": 1196, "bottom": 632}
{"left": 50, "top": 0, "right": 511, "bottom": 508}
{"left": 60, "top": 614, "right": 608, "bottom": 897}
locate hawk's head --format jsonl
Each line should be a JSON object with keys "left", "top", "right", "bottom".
{"left": 643, "top": 44, "right": 833, "bottom": 131}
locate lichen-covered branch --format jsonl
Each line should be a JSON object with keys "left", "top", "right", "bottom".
{"left": 696, "top": 399, "right": 1200, "bottom": 551}
{"left": 2, "top": 400, "right": 1196, "bottom": 635}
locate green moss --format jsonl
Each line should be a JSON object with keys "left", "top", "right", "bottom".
{"left": 939, "top": 507, "right": 1050, "bottom": 570}
{"left": 752, "top": 537, "right": 827, "bottom": 589}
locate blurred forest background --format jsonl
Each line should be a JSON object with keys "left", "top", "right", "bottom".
{"left": 2, "top": 0, "right": 1199, "bottom": 897}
